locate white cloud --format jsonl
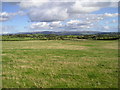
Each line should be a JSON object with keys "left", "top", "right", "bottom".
{"left": 17, "top": 0, "right": 118, "bottom": 22}
{"left": 19, "top": 0, "right": 49, "bottom": 9}
{"left": 0, "top": 12, "right": 8, "bottom": 17}
{"left": 104, "top": 13, "right": 118, "bottom": 17}
{"left": 30, "top": 22, "right": 50, "bottom": 29}
{"left": 28, "top": 6, "right": 69, "bottom": 22}
{"left": 2, "top": 32, "right": 9, "bottom": 34}
{"left": 0, "top": 11, "right": 25, "bottom": 22}
{"left": 30, "top": 21, "right": 64, "bottom": 30}
{"left": 29, "top": 19, "right": 93, "bottom": 31}
{"left": 68, "top": 1, "right": 101, "bottom": 14}
{"left": 2, "top": 1, "right": 118, "bottom": 22}
{"left": 67, "top": 20, "right": 81, "bottom": 25}
{"left": 65, "top": 19, "right": 94, "bottom": 30}
{"left": 1, "top": 0, "right": 118, "bottom": 32}
{"left": 103, "top": 26, "right": 110, "bottom": 30}
{"left": 0, "top": 12, "right": 10, "bottom": 21}
{"left": 50, "top": 21, "right": 63, "bottom": 27}
{"left": 17, "top": 11, "right": 26, "bottom": 16}
{"left": 28, "top": 13, "right": 117, "bottom": 31}
{"left": 97, "top": 17, "right": 104, "bottom": 20}
{"left": 29, "top": 13, "right": 118, "bottom": 32}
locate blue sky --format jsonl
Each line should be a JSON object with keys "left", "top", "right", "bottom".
{"left": 0, "top": 1, "right": 118, "bottom": 34}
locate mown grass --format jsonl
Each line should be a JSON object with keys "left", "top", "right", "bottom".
{"left": 2, "top": 40, "right": 118, "bottom": 88}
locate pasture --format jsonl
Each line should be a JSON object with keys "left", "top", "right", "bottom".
{"left": 2, "top": 40, "right": 118, "bottom": 88}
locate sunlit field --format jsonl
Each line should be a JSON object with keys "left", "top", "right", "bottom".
{"left": 2, "top": 40, "right": 118, "bottom": 88}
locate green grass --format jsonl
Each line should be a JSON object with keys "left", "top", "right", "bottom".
{"left": 2, "top": 40, "right": 118, "bottom": 88}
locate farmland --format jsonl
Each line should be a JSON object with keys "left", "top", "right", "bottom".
{"left": 2, "top": 40, "right": 118, "bottom": 88}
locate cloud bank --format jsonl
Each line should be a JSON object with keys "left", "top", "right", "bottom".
{"left": 1, "top": 0, "right": 118, "bottom": 32}
{"left": 18, "top": 0, "right": 118, "bottom": 22}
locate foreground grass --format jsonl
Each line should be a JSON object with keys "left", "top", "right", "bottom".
{"left": 2, "top": 40, "right": 118, "bottom": 88}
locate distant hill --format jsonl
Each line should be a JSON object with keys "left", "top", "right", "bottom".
{"left": 2, "top": 31, "right": 119, "bottom": 35}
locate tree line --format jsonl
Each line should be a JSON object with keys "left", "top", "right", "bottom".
{"left": 1, "top": 32, "right": 120, "bottom": 41}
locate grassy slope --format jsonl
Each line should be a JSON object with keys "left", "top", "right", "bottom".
{"left": 2, "top": 40, "right": 118, "bottom": 88}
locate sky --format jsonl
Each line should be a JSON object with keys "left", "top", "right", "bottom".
{"left": 0, "top": 0, "right": 119, "bottom": 34}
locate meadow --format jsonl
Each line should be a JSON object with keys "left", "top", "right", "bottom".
{"left": 2, "top": 40, "right": 118, "bottom": 88}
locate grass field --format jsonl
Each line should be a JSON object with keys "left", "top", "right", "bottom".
{"left": 2, "top": 40, "right": 118, "bottom": 88}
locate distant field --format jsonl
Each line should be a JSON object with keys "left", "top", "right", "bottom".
{"left": 2, "top": 40, "right": 118, "bottom": 88}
